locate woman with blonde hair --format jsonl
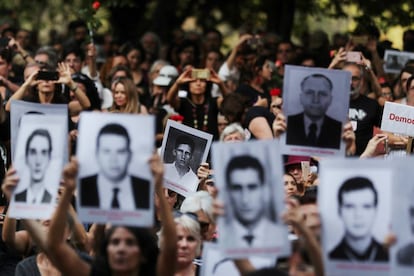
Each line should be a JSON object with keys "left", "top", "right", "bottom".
{"left": 109, "top": 77, "right": 148, "bottom": 114}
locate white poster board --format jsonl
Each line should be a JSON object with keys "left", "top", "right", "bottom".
{"left": 281, "top": 65, "right": 350, "bottom": 157}
{"left": 212, "top": 139, "right": 290, "bottom": 258}
{"left": 10, "top": 100, "right": 68, "bottom": 162}
{"left": 76, "top": 112, "right": 155, "bottom": 227}
{"left": 319, "top": 158, "right": 392, "bottom": 276}
{"left": 9, "top": 115, "right": 66, "bottom": 219}
{"left": 381, "top": 101, "right": 414, "bottom": 137}
{"left": 383, "top": 50, "right": 414, "bottom": 74}
{"left": 160, "top": 120, "right": 213, "bottom": 196}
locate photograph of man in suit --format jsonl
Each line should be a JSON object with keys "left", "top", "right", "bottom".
{"left": 79, "top": 123, "right": 150, "bottom": 210}
{"left": 224, "top": 155, "right": 281, "bottom": 248}
{"left": 396, "top": 201, "right": 414, "bottom": 266}
{"left": 15, "top": 129, "right": 53, "bottom": 204}
{"left": 164, "top": 135, "right": 199, "bottom": 187}
{"left": 329, "top": 176, "right": 389, "bottom": 262}
{"left": 286, "top": 73, "right": 342, "bottom": 149}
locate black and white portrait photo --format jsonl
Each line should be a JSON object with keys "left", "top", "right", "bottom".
{"left": 383, "top": 50, "right": 414, "bottom": 74}
{"left": 281, "top": 65, "right": 350, "bottom": 157}
{"left": 212, "top": 139, "right": 290, "bottom": 258}
{"left": 10, "top": 100, "right": 68, "bottom": 162}
{"left": 161, "top": 119, "right": 213, "bottom": 196}
{"left": 390, "top": 158, "right": 414, "bottom": 275}
{"left": 9, "top": 115, "right": 66, "bottom": 220}
{"left": 319, "top": 158, "right": 392, "bottom": 276}
{"left": 76, "top": 112, "right": 155, "bottom": 227}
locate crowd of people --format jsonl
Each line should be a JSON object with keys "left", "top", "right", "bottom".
{"left": 0, "top": 17, "right": 413, "bottom": 276}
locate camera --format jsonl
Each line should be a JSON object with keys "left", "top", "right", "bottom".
{"left": 191, "top": 69, "right": 210, "bottom": 80}
{"left": 36, "top": 71, "right": 59, "bottom": 81}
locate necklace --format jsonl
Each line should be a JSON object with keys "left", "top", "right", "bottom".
{"left": 192, "top": 102, "right": 209, "bottom": 131}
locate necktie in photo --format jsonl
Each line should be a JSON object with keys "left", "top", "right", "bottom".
{"left": 243, "top": 234, "right": 255, "bottom": 246}
{"left": 308, "top": 123, "right": 317, "bottom": 145}
{"left": 111, "top": 187, "right": 120, "bottom": 209}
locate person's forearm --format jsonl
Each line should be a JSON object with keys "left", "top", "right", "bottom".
{"left": 68, "top": 205, "right": 89, "bottom": 251}
{"left": 233, "top": 259, "right": 256, "bottom": 275}
{"left": 2, "top": 78, "right": 20, "bottom": 93}
{"left": 68, "top": 81, "right": 91, "bottom": 109}
{"left": 48, "top": 187, "right": 73, "bottom": 252}
{"left": 226, "top": 47, "right": 238, "bottom": 70}
{"left": 166, "top": 81, "right": 180, "bottom": 110}
{"left": 22, "top": 219, "right": 48, "bottom": 251}
{"left": 87, "top": 56, "right": 98, "bottom": 79}
{"left": 156, "top": 177, "right": 177, "bottom": 276}
{"left": 5, "top": 82, "right": 30, "bottom": 111}
{"left": 295, "top": 223, "right": 324, "bottom": 276}
{"left": 370, "top": 51, "right": 386, "bottom": 78}
{"left": 2, "top": 211, "right": 19, "bottom": 250}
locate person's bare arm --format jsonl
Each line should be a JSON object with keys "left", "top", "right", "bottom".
{"left": 1, "top": 168, "right": 32, "bottom": 255}
{"left": 5, "top": 69, "right": 39, "bottom": 111}
{"left": 57, "top": 62, "right": 91, "bottom": 110}
{"left": 248, "top": 117, "right": 273, "bottom": 139}
{"left": 283, "top": 198, "right": 324, "bottom": 276}
{"left": 225, "top": 34, "right": 253, "bottom": 70}
{"left": 151, "top": 153, "right": 177, "bottom": 276}
{"left": 46, "top": 158, "right": 91, "bottom": 276}
{"left": 233, "top": 259, "right": 256, "bottom": 275}
{"left": 166, "top": 69, "right": 193, "bottom": 110}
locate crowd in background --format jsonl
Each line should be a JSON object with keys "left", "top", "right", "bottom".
{"left": 0, "top": 17, "right": 412, "bottom": 275}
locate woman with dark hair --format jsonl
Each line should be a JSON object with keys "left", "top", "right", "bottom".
{"left": 236, "top": 55, "right": 274, "bottom": 109}
{"left": 167, "top": 68, "right": 227, "bottom": 139}
{"left": 45, "top": 153, "right": 177, "bottom": 276}
{"left": 220, "top": 92, "right": 274, "bottom": 140}
{"left": 119, "top": 42, "right": 150, "bottom": 107}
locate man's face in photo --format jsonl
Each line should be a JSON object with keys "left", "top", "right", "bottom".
{"left": 228, "top": 168, "right": 265, "bottom": 226}
{"left": 26, "top": 135, "right": 51, "bottom": 183}
{"left": 173, "top": 144, "right": 192, "bottom": 168}
{"left": 339, "top": 188, "right": 377, "bottom": 239}
{"left": 97, "top": 134, "right": 131, "bottom": 182}
{"left": 300, "top": 76, "right": 332, "bottom": 121}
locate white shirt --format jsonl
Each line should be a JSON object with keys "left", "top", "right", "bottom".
{"left": 164, "top": 162, "right": 199, "bottom": 192}
{"left": 97, "top": 174, "right": 135, "bottom": 210}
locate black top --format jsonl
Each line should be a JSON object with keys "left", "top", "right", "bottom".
{"left": 178, "top": 97, "right": 219, "bottom": 140}
{"left": 349, "top": 95, "right": 382, "bottom": 156}
{"left": 244, "top": 106, "right": 275, "bottom": 139}
{"left": 235, "top": 83, "right": 271, "bottom": 109}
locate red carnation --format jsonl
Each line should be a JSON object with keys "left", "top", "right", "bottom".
{"left": 330, "top": 50, "right": 337, "bottom": 58}
{"left": 170, "top": 114, "right": 184, "bottom": 122}
{"left": 270, "top": 88, "right": 281, "bottom": 97}
{"left": 275, "top": 60, "right": 282, "bottom": 67}
{"left": 92, "top": 1, "right": 101, "bottom": 10}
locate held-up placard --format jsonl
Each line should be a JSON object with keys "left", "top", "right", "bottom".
{"left": 381, "top": 102, "right": 414, "bottom": 136}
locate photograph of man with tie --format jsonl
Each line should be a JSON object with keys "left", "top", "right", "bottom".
{"left": 286, "top": 73, "right": 342, "bottom": 149}
{"left": 14, "top": 128, "right": 53, "bottom": 204}
{"left": 223, "top": 154, "right": 283, "bottom": 248}
{"left": 79, "top": 123, "right": 150, "bottom": 210}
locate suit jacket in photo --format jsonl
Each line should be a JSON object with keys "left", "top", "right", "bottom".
{"left": 396, "top": 242, "right": 414, "bottom": 266}
{"left": 329, "top": 237, "right": 389, "bottom": 262}
{"left": 286, "top": 113, "right": 342, "bottom": 149}
{"left": 14, "top": 189, "right": 52, "bottom": 204}
{"left": 80, "top": 175, "right": 150, "bottom": 209}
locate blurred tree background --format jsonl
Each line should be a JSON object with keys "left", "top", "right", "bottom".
{"left": 1, "top": 0, "right": 414, "bottom": 48}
